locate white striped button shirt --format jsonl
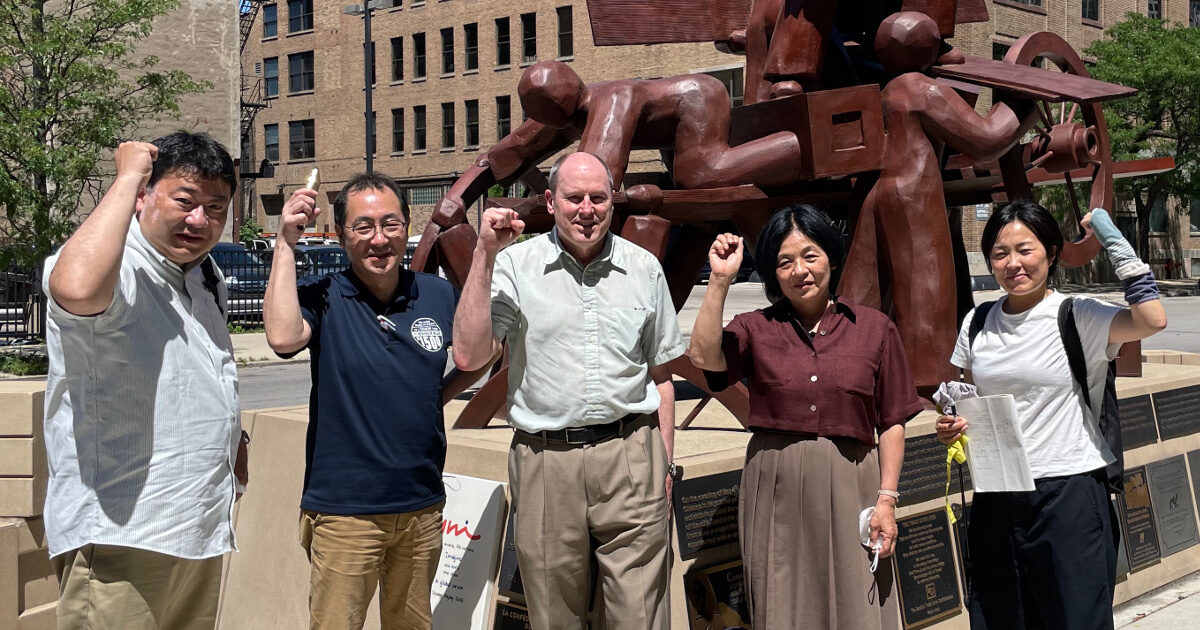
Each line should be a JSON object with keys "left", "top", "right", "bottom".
{"left": 42, "top": 220, "right": 240, "bottom": 559}
{"left": 490, "top": 231, "right": 685, "bottom": 433}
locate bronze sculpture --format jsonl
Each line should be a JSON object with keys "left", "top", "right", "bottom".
{"left": 415, "top": 0, "right": 1166, "bottom": 424}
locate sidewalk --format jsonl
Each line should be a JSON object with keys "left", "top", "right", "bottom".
{"left": 230, "top": 331, "right": 305, "bottom": 364}
{"left": 1115, "top": 570, "right": 1200, "bottom": 628}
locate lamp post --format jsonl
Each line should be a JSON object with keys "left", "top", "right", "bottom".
{"left": 344, "top": 0, "right": 393, "bottom": 172}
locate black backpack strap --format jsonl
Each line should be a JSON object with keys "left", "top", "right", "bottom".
{"left": 200, "top": 256, "right": 226, "bottom": 316}
{"left": 1057, "top": 298, "right": 1091, "bottom": 410}
{"left": 968, "top": 301, "right": 996, "bottom": 348}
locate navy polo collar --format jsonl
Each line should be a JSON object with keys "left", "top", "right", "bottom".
{"left": 334, "top": 267, "right": 417, "bottom": 307}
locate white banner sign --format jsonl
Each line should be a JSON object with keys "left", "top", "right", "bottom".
{"left": 432, "top": 473, "right": 508, "bottom": 630}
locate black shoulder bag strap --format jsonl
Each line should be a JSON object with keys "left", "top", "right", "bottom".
{"left": 1059, "top": 297, "right": 1125, "bottom": 494}
{"left": 967, "top": 301, "right": 995, "bottom": 349}
{"left": 200, "top": 256, "right": 226, "bottom": 316}
{"left": 1057, "top": 297, "right": 1092, "bottom": 409}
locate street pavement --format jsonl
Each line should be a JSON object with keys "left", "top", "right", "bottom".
{"left": 1115, "top": 569, "right": 1200, "bottom": 628}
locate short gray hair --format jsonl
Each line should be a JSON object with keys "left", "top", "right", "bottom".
{"left": 547, "top": 152, "right": 614, "bottom": 195}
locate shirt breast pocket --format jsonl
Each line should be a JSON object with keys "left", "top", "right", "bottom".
{"left": 608, "top": 307, "right": 650, "bottom": 358}
{"left": 834, "top": 353, "right": 877, "bottom": 397}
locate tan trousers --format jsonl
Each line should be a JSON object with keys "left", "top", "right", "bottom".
{"left": 53, "top": 544, "right": 222, "bottom": 630}
{"left": 508, "top": 418, "right": 671, "bottom": 630}
{"left": 299, "top": 504, "right": 444, "bottom": 630}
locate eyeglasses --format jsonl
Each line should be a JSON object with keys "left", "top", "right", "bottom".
{"left": 343, "top": 221, "right": 407, "bottom": 239}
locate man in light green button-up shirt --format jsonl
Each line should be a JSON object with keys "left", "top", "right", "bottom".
{"left": 454, "top": 152, "right": 683, "bottom": 629}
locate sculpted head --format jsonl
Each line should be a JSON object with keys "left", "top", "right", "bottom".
{"left": 519, "top": 61, "right": 585, "bottom": 128}
{"left": 874, "top": 11, "right": 942, "bottom": 75}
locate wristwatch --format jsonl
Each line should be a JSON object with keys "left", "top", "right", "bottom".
{"left": 668, "top": 461, "right": 682, "bottom": 481}
{"left": 240, "top": 430, "right": 251, "bottom": 446}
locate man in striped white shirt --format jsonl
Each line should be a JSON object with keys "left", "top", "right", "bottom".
{"left": 42, "top": 132, "right": 242, "bottom": 630}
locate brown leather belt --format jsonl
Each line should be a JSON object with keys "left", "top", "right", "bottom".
{"left": 518, "top": 412, "right": 649, "bottom": 446}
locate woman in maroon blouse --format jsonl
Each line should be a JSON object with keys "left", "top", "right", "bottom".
{"left": 690, "top": 204, "right": 923, "bottom": 630}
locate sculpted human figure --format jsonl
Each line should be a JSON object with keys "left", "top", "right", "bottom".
{"left": 424, "top": 60, "right": 805, "bottom": 236}
{"left": 839, "top": 11, "right": 1040, "bottom": 390}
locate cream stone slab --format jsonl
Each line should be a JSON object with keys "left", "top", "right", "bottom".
{"left": 0, "top": 437, "right": 44, "bottom": 478}
{"left": 0, "top": 478, "right": 43, "bottom": 519}
{"left": 0, "top": 385, "right": 43, "bottom": 438}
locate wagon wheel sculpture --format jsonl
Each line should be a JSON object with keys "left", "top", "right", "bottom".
{"left": 997, "top": 31, "right": 1109, "bottom": 268}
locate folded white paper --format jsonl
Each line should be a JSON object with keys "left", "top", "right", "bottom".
{"left": 956, "top": 394, "right": 1036, "bottom": 493}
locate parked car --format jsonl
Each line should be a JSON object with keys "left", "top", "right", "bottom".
{"left": 209, "top": 243, "right": 269, "bottom": 322}
{"left": 970, "top": 274, "right": 1001, "bottom": 291}
{"left": 296, "top": 245, "right": 350, "bottom": 277}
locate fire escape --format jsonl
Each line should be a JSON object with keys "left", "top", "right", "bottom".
{"left": 238, "top": 0, "right": 270, "bottom": 237}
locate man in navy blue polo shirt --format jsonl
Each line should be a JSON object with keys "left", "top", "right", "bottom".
{"left": 264, "top": 171, "right": 478, "bottom": 630}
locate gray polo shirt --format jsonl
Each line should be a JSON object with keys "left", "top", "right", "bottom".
{"left": 490, "top": 231, "right": 684, "bottom": 433}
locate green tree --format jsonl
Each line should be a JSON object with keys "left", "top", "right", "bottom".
{"left": 1084, "top": 13, "right": 1200, "bottom": 260}
{"left": 0, "top": 0, "right": 208, "bottom": 270}
{"left": 238, "top": 216, "right": 263, "bottom": 245}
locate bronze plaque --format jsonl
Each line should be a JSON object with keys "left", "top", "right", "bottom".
{"left": 1119, "top": 395, "right": 1159, "bottom": 450}
{"left": 1145, "top": 456, "right": 1200, "bottom": 556}
{"left": 1153, "top": 385, "right": 1200, "bottom": 441}
{"left": 683, "top": 560, "right": 751, "bottom": 629}
{"left": 895, "top": 510, "right": 964, "bottom": 629}
{"left": 898, "top": 434, "right": 973, "bottom": 507}
{"left": 1121, "top": 467, "right": 1162, "bottom": 572}
{"left": 672, "top": 469, "right": 742, "bottom": 558}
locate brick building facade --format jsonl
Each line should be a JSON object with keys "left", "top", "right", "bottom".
{"left": 241, "top": 0, "right": 1200, "bottom": 277}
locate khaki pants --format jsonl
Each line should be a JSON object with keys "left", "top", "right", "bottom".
{"left": 508, "top": 418, "right": 672, "bottom": 630}
{"left": 299, "top": 504, "right": 444, "bottom": 630}
{"left": 53, "top": 544, "right": 222, "bottom": 630}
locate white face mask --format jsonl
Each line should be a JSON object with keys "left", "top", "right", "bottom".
{"left": 859, "top": 506, "right": 883, "bottom": 573}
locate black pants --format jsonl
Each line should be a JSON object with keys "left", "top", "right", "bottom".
{"left": 967, "top": 470, "right": 1119, "bottom": 630}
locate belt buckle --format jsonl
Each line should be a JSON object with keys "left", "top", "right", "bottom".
{"left": 564, "top": 427, "right": 589, "bottom": 445}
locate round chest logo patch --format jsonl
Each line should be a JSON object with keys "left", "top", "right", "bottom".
{"left": 410, "top": 317, "right": 445, "bottom": 352}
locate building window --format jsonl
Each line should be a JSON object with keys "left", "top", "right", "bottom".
{"left": 289, "top": 119, "right": 315, "bottom": 160}
{"left": 496, "top": 17, "right": 511, "bottom": 66}
{"left": 441, "top": 27, "right": 455, "bottom": 75}
{"left": 391, "top": 36, "right": 404, "bottom": 82}
{"left": 1004, "top": 0, "right": 1043, "bottom": 6}
{"left": 1149, "top": 196, "right": 1169, "bottom": 233}
{"left": 369, "top": 41, "right": 377, "bottom": 85}
{"left": 288, "top": 51, "right": 314, "bottom": 93}
{"left": 496, "top": 95, "right": 511, "bottom": 140}
{"left": 992, "top": 41, "right": 1011, "bottom": 61}
{"left": 410, "top": 184, "right": 448, "bottom": 205}
{"left": 414, "top": 32, "right": 426, "bottom": 79}
{"left": 465, "top": 99, "right": 479, "bottom": 147}
{"left": 263, "top": 57, "right": 279, "bottom": 97}
{"left": 262, "top": 4, "right": 277, "bottom": 37}
{"left": 1190, "top": 198, "right": 1200, "bottom": 234}
{"left": 1193, "top": 0, "right": 1200, "bottom": 27}
{"left": 1082, "top": 0, "right": 1099, "bottom": 22}
{"left": 521, "top": 12, "right": 537, "bottom": 63}
{"left": 414, "top": 105, "right": 427, "bottom": 151}
{"left": 287, "top": 0, "right": 312, "bottom": 33}
{"left": 1148, "top": 0, "right": 1162, "bottom": 19}
{"left": 704, "top": 67, "right": 744, "bottom": 107}
{"left": 464, "top": 23, "right": 478, "bottom": 71}
{"left": 441, "top": 102, "right": 455, "bottom": 148}
{"left": 556, "top": 6, "right": 573, "bottom": 59}
{"left": 391, "top": 108, "right": 404, "bottom": 153}
{"left": 264, "top": 124, "right": 279, "bottom": 162}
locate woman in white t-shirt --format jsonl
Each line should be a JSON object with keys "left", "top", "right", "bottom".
{"left": 936, "top": 199, "right": 1166, "bottom": 630}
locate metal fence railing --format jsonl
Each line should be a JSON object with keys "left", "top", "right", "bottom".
{"left": 0, "top": 268, "right": 46, "bottom": 345}
{"left": 0, "top": 245, "right": 361, "bottom": 340}
{"left": 213, "top": 244, "right": 352, "bottom": 325}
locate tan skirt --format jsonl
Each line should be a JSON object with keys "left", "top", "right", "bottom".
{"left": 741, "top": 431, "right": 901, "bottom": 630}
